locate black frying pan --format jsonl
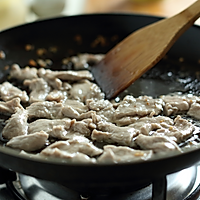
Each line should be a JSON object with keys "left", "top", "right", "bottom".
{"left": 0, "top": 14, "right": 200, "bottom": 195}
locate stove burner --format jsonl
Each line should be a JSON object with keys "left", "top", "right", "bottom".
{"left": 1, "top": 164, "right": 200, "bottom": 200}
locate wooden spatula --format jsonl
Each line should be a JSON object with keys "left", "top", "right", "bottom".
{"left": 92, "top": 0, "right": 200, "bottom": 99}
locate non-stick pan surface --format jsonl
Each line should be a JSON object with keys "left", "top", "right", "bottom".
{"left": 1, "top": 14, "right": 200, "bottom": 194}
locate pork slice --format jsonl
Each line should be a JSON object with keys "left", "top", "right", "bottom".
{"left": 129, "top": 116, "right": 174, "bottom": 135}
{"left": 69, "top": 80, "right": 105, "bottom": 103}
{"left": 114, "top": 95, "right": 164, "bottom": 119}
{"left": 91, "top": 121, "right": 139, "bottom": 146}
{"left": 24, "top": 78, "right": 51, "bottom": 103}
{"left": 115, "top": 116, "right": 139, "bottom": 126}
{"left": 43, "top": 139, "right": 102, "bottom": 157}
{"left": 37, "top": 68, "right": 62, "bottom": 90}
{"left": 86, "top": 99, "right": 115, "bottom": 122}
{"left": 161, "top": 95, "right": 190, "bottom": 116}
{"left": 28, "top": 118, "right": 72, "bottom": 135}
{"left": 26, "top": 101, "right": 63, "bottom": 119}
{"left": 10, "top": 64, "right": 38, "bottom": 80}
{"left": 67, "top": 53, "right": 104, "bottom": 70}
{"left": 0, "top": 82, "right": 29, "bottom": 103}
{"left": 97, "top": 145, "right": 153, "bottom": 163}
{"left": 40, "top": 148, "right": 96, "bottom": 163}
{"left": 0, "top": 97, "right": 23, "bottom": 114}
{"left": 46, "top": 90, "right": 67, "bottom": 102}
{"left": 187, "top": 103, "right": 200, "bottom": 120}
{"left": 45, "top": 70, "right": 93, "bottom": 82}
{"left": 61, "top": 99, "right": 89, "bottom": 118}
{"left": 135, "top": 134, "right": 181, "bottom": 153}
{"left": 6, "top": 131, "right": 48, "bottom": 152}
{"left": 2, "top": 108, "right": 28, "bottom": 140}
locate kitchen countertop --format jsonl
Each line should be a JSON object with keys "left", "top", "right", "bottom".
{"left": 84, "top": 0, "right": 200, "bottom": 25}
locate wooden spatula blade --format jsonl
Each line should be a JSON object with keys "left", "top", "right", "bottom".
{"left": 92, "top": 0, "right": 200, "bottom": 99}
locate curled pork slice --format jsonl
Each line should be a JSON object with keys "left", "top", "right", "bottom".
{"left": 42, "top": 139, "right": 102, "bottom": 157}
{"left": 45, "top": 69, "right": 93, "bottom": 81}
{"left": 187, "top": 103, "right": 200, "bottom": 120}
{"left": 26, "top": 101, "right": 63, "bottom": 119}
{"left": 91, "top": 121, "right": 139, "bottom": 146}
{"left": 2, "top": 108, "right": 28, "bottom": 140}
{"left": 24, "top": 78, "right": 51, "bottom": 103}
{"left": 161, "top": 95, "right": 191, "bottom": 116}
{"left": 135, "top": 134, "right": 181, "bottom": 153}
{"left": 6, "top": 131, "right": 48, "bottom": 152}
{"left": 10, "top": 64, "right": 38, "bottom": 80}
{"left": 61, "top": 99, "right": 89, "bottom": 118}
{"left": 130, "top": 116, "right": 174, "bottom": 136}
{"left": 0, "top": 82, "right": 29, "bottom": 103}
{"left": 66, "top": 53, "right": 104, "bottom": 70}
{"left": 0, "top": 97, "right": 23, "bottom": 114}
{"left": 69, "top": 80, "right": 105, "bottom": 103}
{"left": 28, "top": 118, "right": 72, "bottom": 134}
{"left": 86, "top": 99, "right": 115, "bottom": 122}
{"left": 154, "top": 115, "right": 195, "bottom": 143}
{"left": 97, "top": 145, "right": 153, "bottom": 163}
{"left": 114, "top": 95, "right": 164, "bottom": 119}
{"left": 37, "top": 68, "right": 62, "bottom": 89}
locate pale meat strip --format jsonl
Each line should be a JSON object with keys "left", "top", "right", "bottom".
{"left": 2, "top": 108, "right": 28, "bottom": 140}
{"left": 0, "top": 81, "right": 29, "bottom": 103}
{"left": 91, "top": 121, "right": 139, "bottom": 146}
{"left": 38, "top": 68, "right": 62, "bottom": 89}
{"left": 129, "top": 116, "right": 174, "bottom": 136}
{"left": 10, "top": 64, "right": 38, "bottom": 80}
{"left": 24, "top": 78, "right": 51, "bottom": 103}
{"left": 69, "top": 80, "right": 105, "bottom": 103}
{"left": 6, "top": 131, "right": 48, "bottom": 152}
{"left": 114, "top": 95, "right": 164, "bottom": 119}
{"left": 0, "top": 97, "right": 23, "bottom": 114}
{"left": 97, "top": 145, "right": 153, "bottom": 163}
{"left": 187, "top": 102, "right": 200, "bottom": 120}
{"left": 135, "top": 134, "right": 181, "bottom": 153}
{"left": 154, "top": 115, "right": 195, "bottom": 143}
{"left": 26, "top": 101, "right": 63, "bottom": 119}
{"left": 86, "top": 99, "right": 115, "bottom": 122}
{"left": 161, "top": 95, "right": 191, "bottom": 116}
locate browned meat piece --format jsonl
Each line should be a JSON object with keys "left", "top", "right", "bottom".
{"left": 114, "top": 95, "right": 164, "bottom": 119}
{"left": 0, "top": 97, "right": 23, "bottom": 114}
{"left": 6, "top": 131, "right": 48, "bottom": 152}
{"left": 97, "top": 145, "right": 153, "bottom": 163}
{"left": 69, "top": 80, "right": 105, "bottom": 103}
{"left": 161, "top": 95, "right": 191, "bottom": 116}
{"left": 135, "top": 134, "right": 181, "bottom": 153}
{"left": 0, "top": 82, "right": 29, "bottom": 103}
{"left": 2, "top": 108, "right": 28, "bottom": 140}
{"left": 91, "top": 121, "right": 139, "bottom": 146}
{"left": 187, "top": 103, "right": 200, "bottom": 120}
{"left": 10, "top": 64, "right": 38, "bottom": 80}
{"left": 26, "top": 101, "right": 63, "bottom": 119}
{"left": 86, "top": 99, "right": 115, "bottom": 122}
{"left": 24, "top": 78, "right": 51, "bottom": 103}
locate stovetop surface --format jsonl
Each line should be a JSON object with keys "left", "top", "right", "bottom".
{"left": 1, "top": 163, "right": 200, "bottom": 200}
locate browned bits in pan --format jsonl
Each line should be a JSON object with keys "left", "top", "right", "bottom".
{"left": 91, "top": 35, "right": 107, "bottom": 48}
{"left": 36, "top": 48, "right": 47, "bottom": 56}
{"left": 25, "top": 44, "right": 34, "bottom": 51}
{"left": 49, "top": 46, "right": 58, "bottom": 53}
{"left": 74, "top": 34, "right": 82, "bottom": 45}
{"left": 29, "top": 59, "right": 37, "bottom": 67}
{"left": 0, "top": 50, "right": 6, "bottom": 59}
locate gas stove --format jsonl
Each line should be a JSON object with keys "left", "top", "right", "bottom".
{"left": 1, "top": 163, "right": 200, "bottom": 200}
